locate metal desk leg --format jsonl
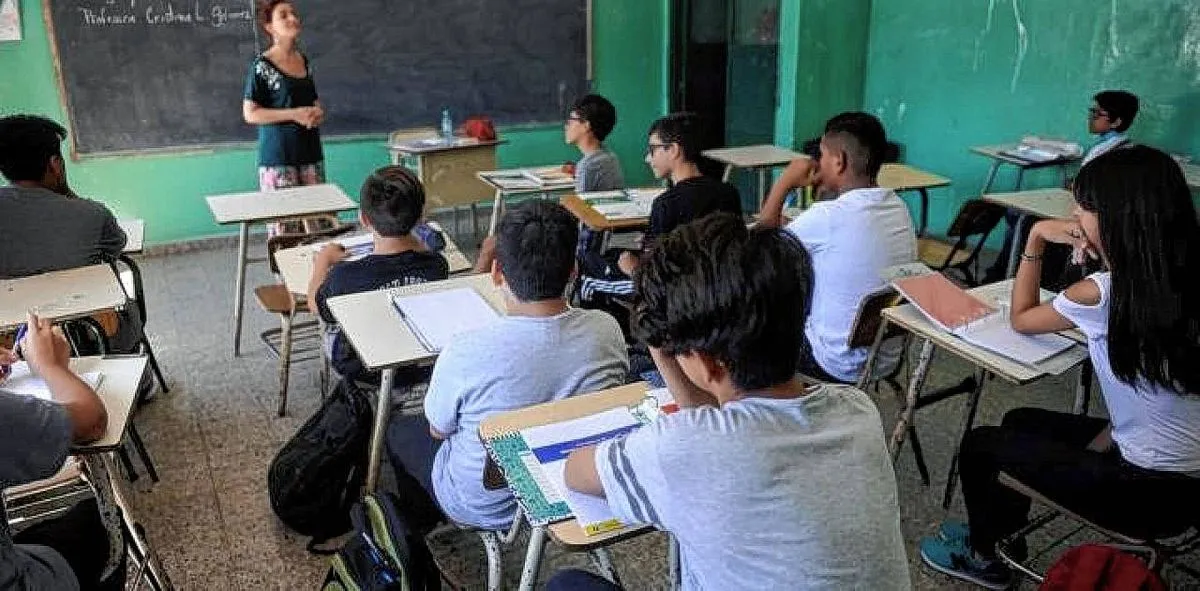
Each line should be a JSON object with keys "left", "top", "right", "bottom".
{"left": 1072, "top": 360, "right": 1094, "bottom": 415}
{"left": 856, "top": 320, "right": 890, "bottom": 391}
{"left": 1014, "top": 166, "right": 1026, "bottom": 191}
{"left": 721, "top": 164, "right": 734, "bottom": 183}
{"left": 668, "top": 533, "right": 681, "bottom": 591}
{"left": 980, "top": 161, "right": 1002, "bottom": 195}
{"left": 891, "top": 338, "right": 935, "bottom": 462}
{"left": 516, "top": 525, "right": 547, "bottom": 591}
{"left": 917, "top": 188, "right": 931, "bottom": 237}
{"left": 942, "top": 369, "right": 988, "bottom": 509}
{"left": 757, "top": 167, "right": 769, "bottom": 211}
{"left": 366, "top": 367, "right": 396, "bottom": 492}
{"left": 487, "top": 189, "right": 504, "bottom": 236}
{"left": 1004, "top": 213, "right": 1033, "bottom": 278}
{"left": 83, "top": 453, "right": 173, "bottom": 590}
{"left": 232, "top": 222, "right": 250, "bottom": 357}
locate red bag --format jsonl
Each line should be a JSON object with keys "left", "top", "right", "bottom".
{"left": 458, "top": 116, "right": 497, "bottom": 141}
{"left": 1040, "top": 544, "right": 1167, "bottom": 591}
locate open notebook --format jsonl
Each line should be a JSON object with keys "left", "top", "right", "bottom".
{"left": 892, "top": 273, "right": 1074, "bottom": 367}
{"left": 390, "top": 287, "right": 501, "bottom": 353}
{"left": 310, "top": 233, "right": 375, "bottom": 261}
{"left": 581, "top": 188, "right": 663, "bottom": 220}
{"left": 0, "top": 362, "right": 103, "bottom": 401}
{"left": 484, "top": 388, "right": 677, "bottom": 533}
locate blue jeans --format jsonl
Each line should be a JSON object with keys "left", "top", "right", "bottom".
{"left": 385, "top": 414, "right": 444, "bottom": 533}
{"left": 546, "top": 569, "right": 622, "bottom": 591}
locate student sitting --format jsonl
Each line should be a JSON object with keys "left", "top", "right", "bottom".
{"left": 554, "top": 214, "right": 911, "bottom": 590}
{"left": 920, "top": 146, "right": 1200, "bottom": 589}
{"left": 577, "top": 112, "right": 741, "bottom": 317}
{"left": 2, "top": 312, "right": 124, "bottom": 591}
{"left": 981, "top": 90, "right": 1140, "bottom": 284}
{"left": 310, "top": 166, "right": 449, "bottom": 383}
{"left": 385, "top": 200, "right": 629, "bottom": 533}
{"left": 0, "top": 115, "right": 126, "bottom": 279}
{"left": 759, "top": 112, "right": 917, "bottom": 383}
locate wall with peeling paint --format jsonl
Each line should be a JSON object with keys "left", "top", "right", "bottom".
{"left": 865, "top": 0, "right": 1200, "bottom": 240}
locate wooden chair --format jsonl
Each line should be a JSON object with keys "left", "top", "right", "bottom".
{"left": 256, "top": 224, "right": 354, "bottom": 416}
{"left": 994, "top": 471, "right": 1200, "bottom": 584}
{"left": 917, "top": 199, "right": 1006, "bottom": 286}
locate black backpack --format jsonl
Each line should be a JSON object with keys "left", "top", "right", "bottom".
{"left": 268, "top": 379, "right": 372, "bottom": 549}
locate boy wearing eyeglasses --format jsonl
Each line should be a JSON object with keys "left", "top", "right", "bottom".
{"left": 1082, "top": 90, "right": 1139, "bottom": 165}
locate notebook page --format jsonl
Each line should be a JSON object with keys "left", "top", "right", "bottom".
{"left": 0, "top": 362, "right": 103, "bottom": 401}
{"left": 391, "top": 288, "right": 500, "bottom": 352}
{"left": 956, "top": 314, "right": 1075, "bottom": 367}
{"left": 311, "top": 233, "right": 375, "bottom": 260}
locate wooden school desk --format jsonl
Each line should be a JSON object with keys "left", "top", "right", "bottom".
{"left": 970, "top": 144, "right": 1079, "bottom": 194}
{"left": 703, "top": 144, "right": 803, "bottom": 209}
{"left": 859, "top": 279, "right": 1090, "bottom": 509}
{"left": 878, "top": 163, "right": 952, "bottom": 237}
{"left": 389, "top": 135, "right": 505, "bottom": 237}
{"left": 477, "top": 168, "right": 577, "bottom": 237}
{"left": 560, "top": 193, "right": 652, "bottom": 233}
{"left": 205, "top": 184, "right": 357, "bottom": 356}
{"left": 480, "top": 382, "right": 660, "bottom": 591}
{"left": 118, "top": 219, "right": 145, "bottom": 255}
{"left": 981, "top": 188, "right": 1075, "bottom": 278}
{"left": 0, "top": 264, "right": 126, "bottom": 332}
{"left": 325, "top": 273, "right": 505, "bottom": 492}
{"left": 272, "top": 221, "right": 474, "bottom": 297}
{"left": 69, "top": 355, "right": 173, "bottom": 589}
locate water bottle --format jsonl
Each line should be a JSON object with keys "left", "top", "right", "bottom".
{"left": 440, "top": 108, "right": 454, "bottom": 142}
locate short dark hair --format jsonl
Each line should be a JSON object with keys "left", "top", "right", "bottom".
{"left": 495, "top": 201, "right": 579, "bottom": 302}
{"left": 0, "top": 115, "right": 67, "bottom": 182}
{"left": 359, "top": 166, "right": 425, "bottom": 237}
{"left": 648, "top": 112, "right": 706, "bottom": 164}
{"left": 1093, "top": 90, "right": 1139, "bottom": 132}
{"left": 632, "top": 213, "right": 814, "bottom": 391}
{"left": 1073, "top": 145, "right": 1199, "bottom": 394}
{"left": 570, "top": 94, "right": 617, "bottom": 142}
{"left": 822, "top": 111, "right": 888, "bottom": 178}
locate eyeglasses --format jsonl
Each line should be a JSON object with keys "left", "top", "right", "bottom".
{"left": 645, "top": 143, "right": 671, "bottom": 157}
{"left": 565, "top": 115, "right": 585, "bottom": 125}
{"left": 1088, "top": 107, "right": 1109, "bottom": 120}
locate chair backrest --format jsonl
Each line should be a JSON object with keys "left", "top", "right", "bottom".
{"left": 946, "top": 199, "right": 1007, "bottom": 239}
{"left": 848, "top": 286, "right": 905, "bottom": 349}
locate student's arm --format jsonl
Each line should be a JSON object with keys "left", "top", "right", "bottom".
{"left": 307, "top": 243, "right": 348, "bottom": 315}
{"left": 22, "top": 313, "right": 107, "bottom": 443}
{"left": 564, "top": 445, "right": 604, "bottom": 496}
{"left": 1010, "top": 220, "right": 1096, "bottom": 334}
{"left": 243, "top": 100, "right": 314, "bottom": 126}
{"left": 759, "top": 157, "right": 816, "bottom": 229}
{"left": 650, "top": 347, "right": 717, "bottom": 408}
{"left": 97, "top": 209, "right": 127, "bottom": 259}
{"left": 423, "top": 349, "right": 466, "bottom": 439}
{"left": 473, "top": 235, "right": 497, "bottom": 275}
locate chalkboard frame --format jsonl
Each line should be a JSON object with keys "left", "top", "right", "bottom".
{"left": 43, "top": 0, "right": 594, "bottom": 160}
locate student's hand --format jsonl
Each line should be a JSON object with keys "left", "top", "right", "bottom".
{"left": 779, "top": 156, "right": 818, "bottom": 191}
{"left": 22, "top": 312, "right": 71, "bottom": 377}
{"left": 618, "top": 251, "right": 639, "bottom": 276}
{"left": 293, "top": 107, "right": 321, "bottom": 129}
{"left": 1028, "top": 219, "right": 1098, "bottom": 262}
{"left": 314, "top": 243, "right": 348, "bottom": 269}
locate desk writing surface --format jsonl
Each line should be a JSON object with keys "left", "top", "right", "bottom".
{"left": 982, "top": 188, "right": 1074, "bottom": 220}
{"left": 702, "top": 145, "right": 802, "bottom": 168}
{"left": 560, "top": 193, "right": 654, "bottom": 232}
{"left": 477, "top": 168, "right": 577, "bottom": 196}
{"left": 206, "top": 184, "right": 357, "bottom": 225}
{"left": 970, "top": 144, "right": 1080, "bottom": 167}
{"left": 326, "top": 274, "right": 504, "bottom": 371}
{"left": 884, "top": 280, "right": 1088, "bottom": 384}
{"left": 0, "top": 265, "right": 126, "bottom": 331}
{"left": 273, "top": 223, "right": 473, "bottom": 296}
{"left": 69, "top": 356, "right": 148, "bottom": 453}
{"left": 389, "top": 137, "right": 505, "bottom": 155}
{"left": 878, "top": 164, "right": 951, "bottom": 191}
{"left": 479, "top": 382, "right": 654, "bottom": 547}
{"left": 118, "top": 219, "right": 145, "bottom": 254}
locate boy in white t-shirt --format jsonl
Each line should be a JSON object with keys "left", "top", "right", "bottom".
{"left": 550, "top": 214, "right": 911, "bottom": 591}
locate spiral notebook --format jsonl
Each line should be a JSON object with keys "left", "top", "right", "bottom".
{"left": 483, "top": 389, "right": 676, "bottom": 533}
{"left": 892, "top": 273, "right": 1073, "bottom": 366}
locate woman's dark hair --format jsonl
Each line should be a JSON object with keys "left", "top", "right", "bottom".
{"left": 256, "top": 0, "right": 290, "bottom": 37}
{"left": 1073, "top": 145, "right": 1199, "bottom": 394}
{"left": 360, "top": 166, "right": 424, "bottom": 237}
{"left": 632, "top": 213, "right": 813, "bottom": 391}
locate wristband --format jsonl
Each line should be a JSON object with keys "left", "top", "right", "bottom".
{"left": 1020, "top": 252, "right": 1043, "bottom": 262}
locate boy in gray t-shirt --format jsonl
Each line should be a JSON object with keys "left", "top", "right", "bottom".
{"left": 566, "top": 94, "right": 624, "bottom": 194}
{"left": 555, "top": 215, "right": 911, "bottom": 591}
{"left": 386, "top": 201, "right": 628, "bottom": 531}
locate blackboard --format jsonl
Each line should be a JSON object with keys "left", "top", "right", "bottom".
{"left": 44, "top": 0, "right": 589, "bottom": 156}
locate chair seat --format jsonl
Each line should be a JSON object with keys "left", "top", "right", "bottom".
{"left": 918, "top": 237, "right": 972, "bottom": 269}
{"left": 254, "top": 284, "right": 296, "bottom": 315}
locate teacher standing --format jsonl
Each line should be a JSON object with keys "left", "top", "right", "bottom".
{"left": 242, "top": 0, "right": 330, "bottom": 235}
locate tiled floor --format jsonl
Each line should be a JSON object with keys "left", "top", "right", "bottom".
{"left": 112, "top": 222, "right": 1198, "bottom": 590}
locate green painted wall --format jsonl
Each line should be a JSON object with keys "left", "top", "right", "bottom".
{"left": 774, "top": 0, "right": 871, "bottom": 150}
{"left": 0, "top": 0, "right": 669, "bottom": 244}
{"left": 865, "top": 0, "right": 1200, "bottom": 239}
